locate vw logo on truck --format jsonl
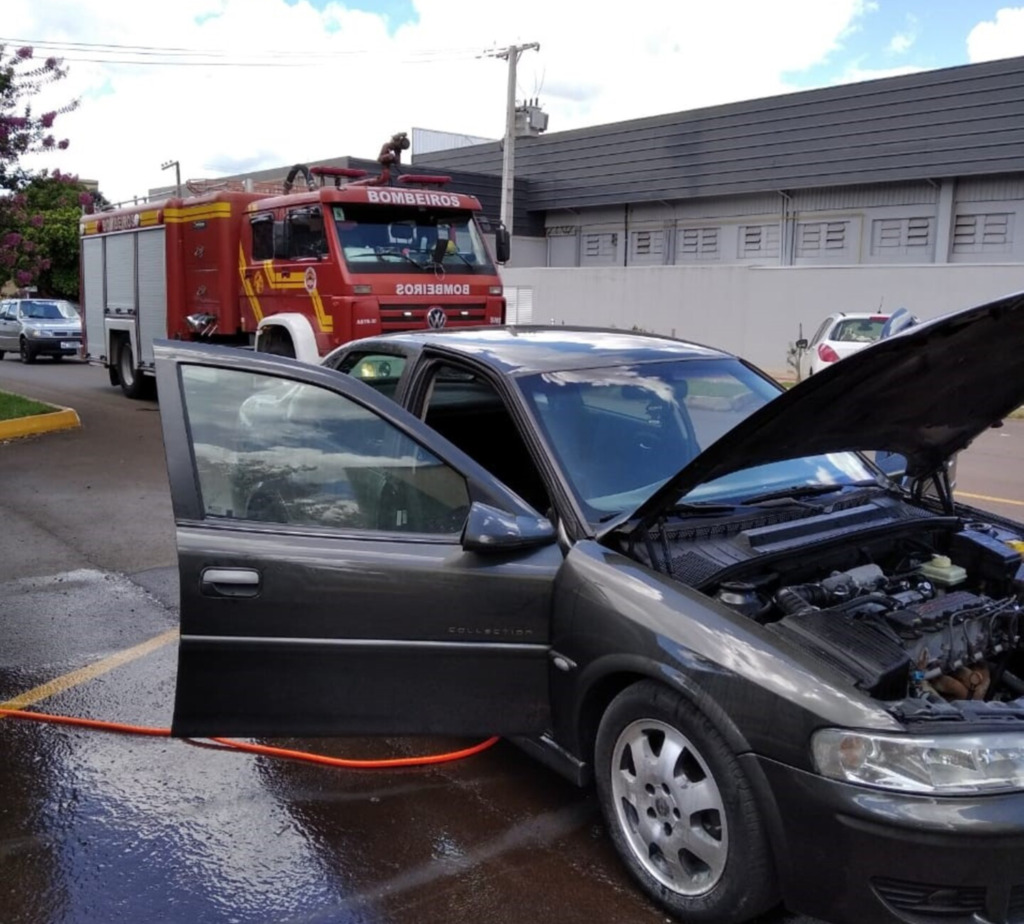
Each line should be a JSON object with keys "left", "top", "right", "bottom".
{"left": 426, "top": 306, "right": 447, "bottom": 329}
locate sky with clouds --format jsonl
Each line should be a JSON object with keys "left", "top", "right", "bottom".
{"left": 5, "top": 0, "right": 1024, "bottom": 203}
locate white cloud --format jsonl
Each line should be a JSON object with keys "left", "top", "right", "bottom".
{"left": 888, "top": 32, "right": 913, "bottom": 54}
{"left": 967, "top": 6, "right": 1024, "bottom": 62}
{"left": 887, "top": 12, "right": 917, "bottom": 54}
{"left": 8, "top": 0, "right": 873, "bottom": 203}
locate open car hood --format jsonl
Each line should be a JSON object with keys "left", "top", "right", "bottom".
{"left": 610, "top": 290, "right": 1024, "bottom": 536}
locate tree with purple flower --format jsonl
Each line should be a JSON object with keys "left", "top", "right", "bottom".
{"left": 1, "top": 43, "right": 86, "bottom": 296}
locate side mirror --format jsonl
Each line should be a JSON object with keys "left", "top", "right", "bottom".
{"left": 795, "top": 338, "right": 808, "bottom": 351}
{"left": 461, "top": 501, "right": 555, "bottom": 552}
{"left": 494, "top": 226, "right": 511, "bottom": 264}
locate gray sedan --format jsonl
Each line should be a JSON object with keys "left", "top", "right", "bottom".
{"left": 155, "top": 293, "right": 1024, "bottom": 924}
{"left": 0, "top": 298, "right": 82, "bottom": 363}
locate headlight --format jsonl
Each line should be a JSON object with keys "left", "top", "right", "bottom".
{"left": 812, "top": 728, "right": 1024, "bottom": 794}
{"left": 28, "top": 329, "right": 47, "bottom": 338}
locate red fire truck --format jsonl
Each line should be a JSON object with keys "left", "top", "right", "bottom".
{"left": 80, "top": 134, "right": 509, "bottom": 398}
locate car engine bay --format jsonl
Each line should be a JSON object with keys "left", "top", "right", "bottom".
{"left": 625, "top": 488, "right": 1024, "bottom": 720}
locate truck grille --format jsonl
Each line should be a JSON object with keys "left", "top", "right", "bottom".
{"left": 379, "top": 304, "right": 488, "bottom": 331}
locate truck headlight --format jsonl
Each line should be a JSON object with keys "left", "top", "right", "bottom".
{"left": 812, "top": 728, "right": 1024, "bottom": 794}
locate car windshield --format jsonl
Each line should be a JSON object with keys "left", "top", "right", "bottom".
{"left": 332, "top": 205, "right": 496, "bottom": 274}
{"left": 517, "top": 358, "right": 877, "bottom": 523}
{"left": 19, "top": 299, "right": 78, "bottom": 320}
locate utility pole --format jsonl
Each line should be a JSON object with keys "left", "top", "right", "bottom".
{"left": 484, "top": 42, "right": 539, "bottom": 235}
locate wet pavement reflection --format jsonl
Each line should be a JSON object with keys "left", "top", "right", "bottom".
{"left": 0, "top": 569, "right": 806, "bottom": 924}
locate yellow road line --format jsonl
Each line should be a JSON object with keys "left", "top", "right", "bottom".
{"left": 0, "top": 629, "right": 177, "bottom": 713}
{"left": 957, "top": 491, "right": 1024, "bottom": 508}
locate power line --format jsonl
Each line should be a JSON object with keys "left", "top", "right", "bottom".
{"left": 0, "top": 36, "right": 486, "bottom": 67}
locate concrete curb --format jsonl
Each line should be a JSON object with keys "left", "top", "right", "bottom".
{"left": 0, "top": 407, "right": 81, "bottom": 441}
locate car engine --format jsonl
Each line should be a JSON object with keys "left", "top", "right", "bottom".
{"left": 627, "top": 491, "right": 1024, "bottom": 711}
{"left": 766, "top": 563, "right": 1020, "bottom": 702}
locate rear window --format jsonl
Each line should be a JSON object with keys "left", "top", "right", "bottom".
{"left": 830, "top": 318, "right": 886, "bottom": 343}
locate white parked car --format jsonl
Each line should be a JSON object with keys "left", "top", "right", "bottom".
{"left": 0, "top": 298, "right": 83, "bottom": 363}
{"left": 797, "top": 311, "right": 890, "bottom": 377}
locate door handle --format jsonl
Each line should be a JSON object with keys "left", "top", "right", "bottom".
{"left": 200, "top": 567, "right": 261, "bottom": 598}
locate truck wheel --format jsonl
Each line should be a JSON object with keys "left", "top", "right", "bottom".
{"left": 19, "top": 338, "right": 37, "bottom": 364}
{"left": 117, "top": 341, "right": 153, "bottom": 400}
{"left": 260, "top": 331, "right": 296, "bottom": 358}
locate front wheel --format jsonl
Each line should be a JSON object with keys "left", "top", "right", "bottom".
{"left": 595, "top": 681, "right": 777, "bottom": 923}
{"left": 258, "top": 331, "right": 296, "bottom": 358}
{"left": 19, "top": 338, "right": 36, "bottom": 364}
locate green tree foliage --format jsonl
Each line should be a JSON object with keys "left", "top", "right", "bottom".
{"left": 22, "top": 171, "right": 107, "bottom": 298}
{"left": 0, "top": 43, "right": 80, "bottom": 291}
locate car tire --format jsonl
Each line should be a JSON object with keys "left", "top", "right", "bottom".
{"left": 0, "top": 349, "right": 5, "bottom": 360}
{"left": 117, "top": 340, "right": 153, "bottom": 400}
{"left": 595, "top": 681, "right": 777, "bottom": 924}
{"left": 19, "top": 338, "right": 36, "bottom": 364}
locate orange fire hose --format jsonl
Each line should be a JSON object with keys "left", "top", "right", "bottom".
{"left": 0, "top": 708, "right": 499, "bottom": 768}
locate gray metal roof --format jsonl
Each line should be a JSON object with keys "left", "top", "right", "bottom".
{"left": 413, "top": 56, "right": 1024, "bottom": 211}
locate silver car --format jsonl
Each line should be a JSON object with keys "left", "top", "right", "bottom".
{"left": 0, "top": 298, "right": 83, "bottom": 363}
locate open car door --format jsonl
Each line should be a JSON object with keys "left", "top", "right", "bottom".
{"left": 154, "top": 341, "right": 559, "bottom": 738}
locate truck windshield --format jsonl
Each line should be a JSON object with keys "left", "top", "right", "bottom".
{"left": 332, "top": 205, "right": 496, "bottom": 275}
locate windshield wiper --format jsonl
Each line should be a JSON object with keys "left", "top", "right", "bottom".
{"left": 596, "top": 499, "right": 739, "bottom": 527}
{"left": 368, "top": 247, "right": 427, "bottom": 268}
{"left": 443, "top": 250, "right": 473, "bottom": 268}
{"left": 740, "top": 480, "right": 878, "bottom": 507}
{"left": 668, "top": 501, "right": 740, "bottom": 515}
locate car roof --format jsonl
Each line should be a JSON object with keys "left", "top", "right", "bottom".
{"left": 830, "top": 312, "right": 890, "bottom": 322}
{"left": 340, "top": 326, "right": 731, "bottom": 375}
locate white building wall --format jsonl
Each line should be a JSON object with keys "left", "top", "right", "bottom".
{"left": 535, "top": 177, "right": 1024, "bottom": 269}
{"left": 501, "top": 263, "right": 1024, "bottom": 376}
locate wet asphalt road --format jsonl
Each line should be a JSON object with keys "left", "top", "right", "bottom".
{"left": 2, "top": 356, "right": 1023, "bottom": 924}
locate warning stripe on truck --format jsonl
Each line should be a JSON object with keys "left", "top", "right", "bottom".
{"left": 81, "top": 203, "right": 228, "bottom": 236}
{"left": 165, "top": 203, "right": 232, "bottom": 223}
{"left": 237, "top": 245, "right": 333, "bottom": 334}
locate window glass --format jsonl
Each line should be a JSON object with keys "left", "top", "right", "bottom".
{"left": 337, "top": 353, "right": 407, "bottom": 400}
{"left": 830, "top": 317, "right": 886, "bottom": 343}
{"left": 286, "top": 207, "right": 327, "bottom": 259}
{"left": 518, "top": 358, "right": 872, "bottom": 521}
{"left": 332, "top": 205, "right": 496, "bottom": 275}
{"left": 251, "top": 214, "right": 274, "bottom": 261}
{"left": 180, "top": 365, "right": 470, "bottom": 534}
{"left": 17, "top": 299, "right": 77, "bottom": 320}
